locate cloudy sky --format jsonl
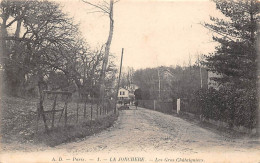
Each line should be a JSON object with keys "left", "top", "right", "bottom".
{"left": 58, "top": 0, "right": 222, "bottom": 69}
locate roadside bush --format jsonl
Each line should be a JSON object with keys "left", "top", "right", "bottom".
{"left": 195, "top": 87, "right": 257, "bottom": 129}
{"left": 35, "top": 113, "right": 118, "bottom": 147}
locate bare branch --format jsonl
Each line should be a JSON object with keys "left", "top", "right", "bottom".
{"left": 100, "top": 1, "right": 110, "bottom": 11}
{"left": 114, "top": 0, "right": 120, "bottom": 4}
{"left": 6, "top": 16, "right": 23, "bottom": 27}
{"left": 82, "top": 0, "right": 110, "bottom": 14}
{"left": 86, "top": 10, "right": 105, "bottom": 14}
{"left": 199, "top": 22, "right": 236, "bottom": 41}
{"left": 103, "top": 0, "right": 109, "bottom": 5}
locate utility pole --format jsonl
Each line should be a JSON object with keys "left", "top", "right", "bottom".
{"left": 158, "top": 68, "right": 161, "bottom": 100}
{"left": 115, "top": 48, "right": 124, "bottom": 113}
{"left": 200, "top": 66, "right": 203, "bottom": 88}
{"left": 198, "top": 55, "right": 203, "bottom": 88}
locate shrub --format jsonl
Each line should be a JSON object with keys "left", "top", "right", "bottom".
{"left": 194, "top": 87, "right": 257, "bottom": 129}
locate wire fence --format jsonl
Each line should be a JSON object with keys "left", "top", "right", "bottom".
{"left": 138, "top": 98, "right": 200, "bottom": 116}
{"left": 179, "top": 98, "right": 201, "bottom": 115}
{"left": 36, "top": 90, "right": 116, "bottom": 133}
{"left": 138, "top": 100, "right": 176, "bottom": 114}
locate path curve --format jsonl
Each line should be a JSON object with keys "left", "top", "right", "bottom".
{"left": 56, "top": 106, "right": 259, "bottom": 154}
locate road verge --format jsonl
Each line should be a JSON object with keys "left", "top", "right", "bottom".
{"left": 34, "top": 112, "right": 119, "bottom": 147}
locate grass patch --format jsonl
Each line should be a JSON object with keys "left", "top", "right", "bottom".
{"left": 178, "top": 112, "right": 258, "bottom": 139}
{"left": 0, "top": 96, "right": 38, "bottom": 144}
{"left": 1, "top": 96, "right": 118, "bottom": 147}
{"left": 34, "top": 113, "right": 118, "bottom": 147}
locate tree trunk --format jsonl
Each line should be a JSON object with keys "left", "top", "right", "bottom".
{"left": 99, "top": 0, "right": 114, "bottom": 108}
{"left": 1, "top": 17, "right": 8, "bottom": 94}
{"left": 2, "top": 15, "right": 25, "bottom": 96}
{"left": 38, "top": 72, "right": 49, "bottom": 133}
{"left": 15, "top": 19, "right": 22, "bottom": 38}
{"left": 74, "top": 77, "right": 82, "bottom": 97}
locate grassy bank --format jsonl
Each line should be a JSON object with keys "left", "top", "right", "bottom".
{"left": 0, "top": 96, "right": 118, "bottom": 147}
{"left": 0, "top": 96, "right": 38, "bottom": 144}
{"left": 178, "top": 112, "right": 258, "bottom": 139}
{"left": 34, "top": 113, "right": 118, "bottom": 147}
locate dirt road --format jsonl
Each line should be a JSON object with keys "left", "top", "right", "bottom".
{"left": 57, "top": 106, "right": 259, "bottom": 154}
{"left": 1, "top": 106, "right": 259, "bottom": 163}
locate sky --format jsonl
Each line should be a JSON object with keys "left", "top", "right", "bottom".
{"left": 57, "top": 0, "right": 222, "bottom": 69}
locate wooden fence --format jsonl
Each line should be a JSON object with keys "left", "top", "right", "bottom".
{"left": 179, "top": 98, "right": 201, "bottom": 115}
{"left": 138, "top": 100, "right": 176, "bottom": 114}
{"left": 36, "top": 90, "right": 115, "bottom": 133}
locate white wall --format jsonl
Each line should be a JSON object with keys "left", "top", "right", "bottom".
{"left": 118, "top": 88, "right": 129, "bottom": 98}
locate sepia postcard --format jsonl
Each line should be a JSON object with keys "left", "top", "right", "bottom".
{"left": 0, "top": 0, "right": 259, "bottom": 162}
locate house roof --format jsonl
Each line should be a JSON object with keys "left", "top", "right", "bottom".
{"left": 119, "top": 87, "right": 129, "bottom": 91}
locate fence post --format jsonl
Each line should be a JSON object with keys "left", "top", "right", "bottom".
{"left": 91, "top": 98, "right": 93, "bottom": 121}
{"left": 65, "top": 103, "right": 67, "bottom": 126}
{"left": 64, "top": 95, "right": 69, "bottom": 127}
{"left": 51, "top": 95, "right": 58, "bottom": 128}
{"left": 153, "top": 100, "right": 156, "bottom": 111}
{"left": 177, "top": 98, "right": 180, "bottom": 114}
{"left": 36, "top": 104, "right": 40, "bottom": 133}
{"left": 76, "top": 100, "right": 79, "bottom": 123}
{"left": 100, "top": 104, "right": 102, "bottom": 116}
{"left": 96, "top": 101, "right": 99, "bottom": 118}
{"left": 104, "top": 99, "right": 107, "bottom": 114}
{"left": 84, "top": 99, "right": 87, "bottom": 118}
{"left": 39, "top": 92, "right": 49, "bottom": 133}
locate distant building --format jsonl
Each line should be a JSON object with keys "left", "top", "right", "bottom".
{"left": 117, "top": 84, "right": 139, "bottom": 104}
{"left": 118, "top": 87, "right": 129, "bottom": 101}
{"left": 125, "top": 84, "right": 139, "bottom": 98}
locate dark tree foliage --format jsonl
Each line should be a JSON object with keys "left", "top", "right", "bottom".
{"left": 0, "top": 0, "right": 117, "bottom": 97}
{"left": 134, "top": 88, "right": 142, "bottom": 100}
{"left": 133, "top": 68, "right": 158, "bottom": 100}
{"left": 202, "top": 0, "right": 259, "bottom": 129}
{"left": 0, "top": 0, "right": 78, "bottom": 96}
{"left": 133, "top": 66, "right": 208, "bottom": 101}
{"left": 204, "top": 0, "right": 259, "bottom": 88}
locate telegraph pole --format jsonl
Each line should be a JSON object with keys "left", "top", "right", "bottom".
{"left": 115, "top": 48, "right": 124, "bottom": 113}
{"left": 197, "top": 55, "right": 203, "bottom": 88}
{"left": 158, "top": 68, "right": 161, "bottom": 100}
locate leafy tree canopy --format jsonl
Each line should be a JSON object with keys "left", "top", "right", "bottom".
{"left": 203, "top": 0, "right": 259, "bottom": 89}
